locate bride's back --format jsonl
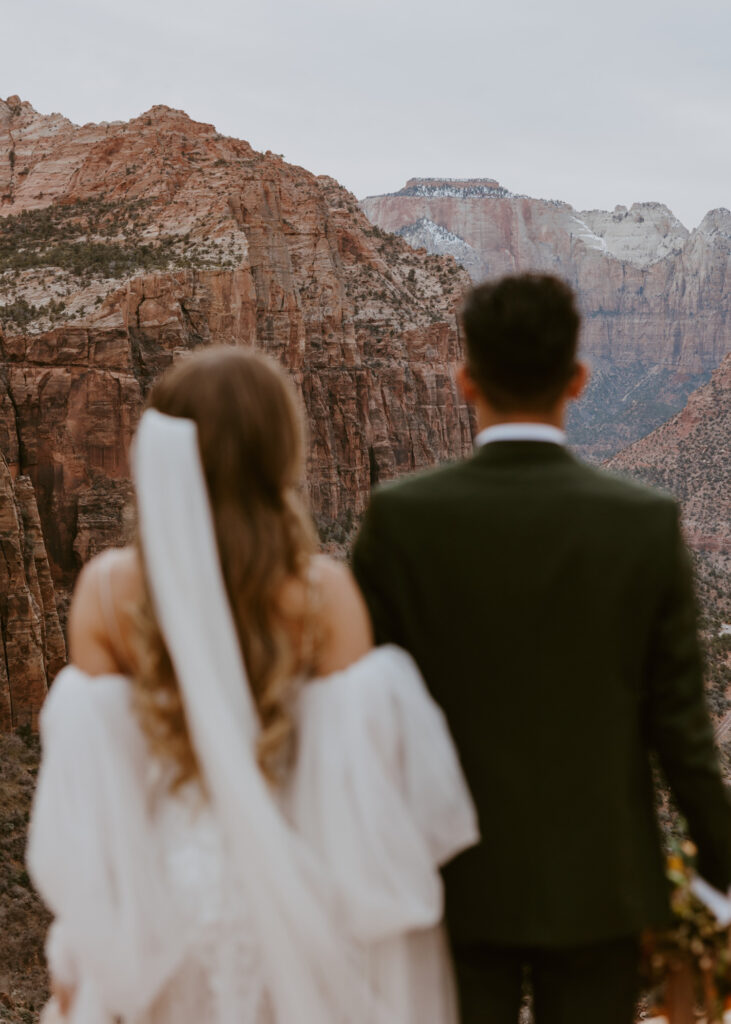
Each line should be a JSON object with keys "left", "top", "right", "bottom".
{"left": 69, "top": 346, "right": 373, "bottom": 787}
{"left": 70, "top": 547, "right": 372, "bottom": 695}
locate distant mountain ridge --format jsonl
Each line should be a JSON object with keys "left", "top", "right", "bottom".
{"left": 362, "top": 179, "right": 731, "bottom": 458}
{"left": 379, "top": 178, "right": 517, "bottom": 200}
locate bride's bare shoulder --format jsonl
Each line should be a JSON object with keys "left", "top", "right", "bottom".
{"left": 309, "top": 555, "right": 374, "bottom": 676}
{"left": 68, "top": 546, "right": 143, "bottom": 675}
{"left": 72, "top": 546, "right": 142, "bottom": 607}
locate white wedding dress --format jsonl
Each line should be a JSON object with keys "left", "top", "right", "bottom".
{"left": 27, "top": 411, "right": 479, "bottom": 1024}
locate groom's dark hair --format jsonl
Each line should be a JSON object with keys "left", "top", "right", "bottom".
{"left": 461, "top": 273, "right": 581, "bottom": 412}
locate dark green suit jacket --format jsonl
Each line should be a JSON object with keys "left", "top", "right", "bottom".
{"left": 351, "top": 440, "right": 731, "bottom": 949}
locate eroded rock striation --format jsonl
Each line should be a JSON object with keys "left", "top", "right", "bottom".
{"left": 606, "top": 352, "right": 731, "bottom": 562}
{"left": 605, "top": 354, "right": 731, "bottom": 721}
{"left": 0, "top": 98, "right": 473, "bottom": 724}
{"left": 0, "top": 436, "right": 65, "bottom": 729}
{"left": 362, "top": 180, "right": 731, "bottom": 458}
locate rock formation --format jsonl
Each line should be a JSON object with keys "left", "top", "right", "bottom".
{"left": 0, "top": 97, "right": 473, "bottom": 724}
{"left": 0, "top": 434, "right": 65, "bottom": 729}
{"left": 605, "top": 354, "right": 731, "bottom": 722}
{"left": 362, "top": 180, "right": 731, "bottom": 458}
{"left": 606, "top": 352, "right": 731, "bottom": 563}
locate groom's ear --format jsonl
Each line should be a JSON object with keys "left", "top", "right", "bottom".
{"left": 566, "top": 361, "right": 589, "bottom": 401}
{"left": 457, "top": 365, "right": 480, "bottom": 404}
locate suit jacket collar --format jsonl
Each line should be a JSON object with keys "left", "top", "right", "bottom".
{"left": 471, "top": 439, "right": 577, "bottom": 468}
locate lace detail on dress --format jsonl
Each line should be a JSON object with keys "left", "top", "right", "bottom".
{"left": 143, "top": 784, "right": 272, "bottom": 1024}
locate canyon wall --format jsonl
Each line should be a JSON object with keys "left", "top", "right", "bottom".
{"left": 362, "top": 179, "right": 731, "bottom": 458}
{"left": 606, "top": 353, "right": 731, "bottom": 720}
{"left": 2, "top": 105, "right": 728, "bottom": 725}
{"left": 0, "top": 97, "right": 473, "bottom": 722}
{"left": 607, "top": 352, "right": 731, "bottom": 563}
{"left": 0, "top": 438, "right": 65, "bottom": 729}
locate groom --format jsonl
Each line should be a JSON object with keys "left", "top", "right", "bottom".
{"left": 351, "top": 273, "right": 731, "bottom": 1023}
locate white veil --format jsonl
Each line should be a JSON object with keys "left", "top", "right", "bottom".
{"left": 132, "top": 409, "right": 391, "bottom": 1023}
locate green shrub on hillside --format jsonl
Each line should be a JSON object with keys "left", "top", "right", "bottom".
{"left": 0, "top": 198, "right": 181, "bottom": 280}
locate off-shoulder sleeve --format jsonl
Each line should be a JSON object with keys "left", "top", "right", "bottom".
{"left": 289, "top": 646, "right": 479, "bottom": 943}
{"left": 27, "top": 666, "right": 187, "bottom": 1023}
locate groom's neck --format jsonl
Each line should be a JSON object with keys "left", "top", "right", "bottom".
{"left": 474, "top": 399, "right": 565, "bottom": 433}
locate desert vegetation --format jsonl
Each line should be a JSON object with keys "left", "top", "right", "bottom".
{"left": 0, "top": 198, "right": 246, "bottom": 330}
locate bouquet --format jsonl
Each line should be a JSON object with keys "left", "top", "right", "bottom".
{"left": 644, "top": 839, "right": 731, "bottom": 1023}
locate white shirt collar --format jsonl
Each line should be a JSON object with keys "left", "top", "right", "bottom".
{"left": 474, "top": 423, "right": 567, "bottom": 448}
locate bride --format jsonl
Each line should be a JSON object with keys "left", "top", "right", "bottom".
{"left": 27, "top": 346, "right": 478, "bottom": 1024}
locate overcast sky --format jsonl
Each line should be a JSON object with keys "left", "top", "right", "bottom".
{"left": 4, "top": 0, "right": 729, "bottom": 228}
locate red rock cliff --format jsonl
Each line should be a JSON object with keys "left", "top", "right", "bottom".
{"left": 0, "top": 430, "right": 65, "bottom": 728}
{"left": 0, "top": 99, "right": 473, "bottom": 724}
{"left": 606, "top": 352, "right": 731, "bottom": 562}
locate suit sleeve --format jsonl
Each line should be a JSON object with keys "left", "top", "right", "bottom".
{"left": 647, "top": 504, "right": 731, "bottom": 890}
{"left": 351, "top": 492, "right": 406, "bottom": 648}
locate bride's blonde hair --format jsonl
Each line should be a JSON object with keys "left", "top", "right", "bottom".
{"left": 131, "top": 346, "right": 318, "bottom": 787}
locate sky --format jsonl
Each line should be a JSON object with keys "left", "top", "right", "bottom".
{"left": 3, "top": 0, "right": 729, "bottom": 229}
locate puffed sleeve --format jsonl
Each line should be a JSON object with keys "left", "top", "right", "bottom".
{"left": 27, "top": 667, "right": 187, "bottom": 1023}
{"left": 288, "top": 646, "right": 479, "bottom": 943}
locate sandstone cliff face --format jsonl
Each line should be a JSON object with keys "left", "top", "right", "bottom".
{"left": 0, "top": 432, "right": 65, "bottom": 729}
{"left": 0, "top": 99, "right": 473, "bottom": 723}
{"left": 606, "top": 352, "right": 731, "bottom": 562}
{"left": 605, "top": 355, "right": 731, "bottom": 724}
{"left": 362, "top": 180, "right": 731, "bottom": 458}
{"left": 579, "top": 203, "right": 689, "bottom": 266}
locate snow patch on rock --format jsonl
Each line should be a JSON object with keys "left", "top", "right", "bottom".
{"left": 697, "top": 208, "right": 731, "bottom": 240}
{"left": 398, "top": 182, "right": 514, "bottom": 200}
{"left": 569, "top": 216, "right": 609, "bottom": 254}
{"left": 395, "top": 218, "right": 482, "bottom": 278}
{"left": 579, "top": 203, "right": 688, "bottom": 266}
